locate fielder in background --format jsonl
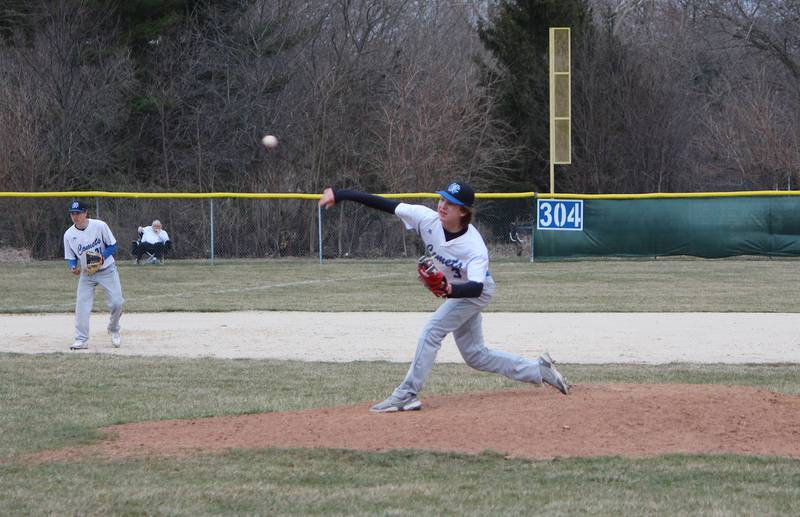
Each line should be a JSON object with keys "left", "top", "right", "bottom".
{"left": 63, "top": 201, "right": 125, "bottom": 350}
{"left": 133, "top": 219, "right": 171, "bottom": 264}
{"left": 319, "top": 181, "right": 570, "bottom": 413}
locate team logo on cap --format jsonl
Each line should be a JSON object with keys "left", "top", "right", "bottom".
{"left": 71, "top": 202, "right": 79, "bottom": 210}
{"left": 447, "top": 183, "right": 461, "bottom": 194}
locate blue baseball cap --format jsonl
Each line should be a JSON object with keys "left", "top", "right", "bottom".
{"left": 436, "top": 181, "right": 475, "bottom": 207}
{"left": 68, "top": 201, "right": 89, "bottom": 213}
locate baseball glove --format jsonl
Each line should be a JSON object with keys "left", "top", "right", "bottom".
{"left": 417, "top": 255, "right": 448, "bottom": 298}
{"left": 85, "top": 250, "right": 104, "bottom": 275}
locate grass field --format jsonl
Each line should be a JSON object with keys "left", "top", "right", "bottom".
{"left": 2, "top": 356, "right": 800, "bottom": 515}
{"left": 2, "top": 257, "right": 800, "bottom": 312}
{"left": 2, "top": 258, "right": 800, "bottom": 515}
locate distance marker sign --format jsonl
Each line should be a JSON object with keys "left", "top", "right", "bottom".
{"left": 537, "top": 199, "right": 583, "bottom": 231}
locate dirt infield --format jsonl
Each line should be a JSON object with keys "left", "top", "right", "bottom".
{"left": 29, "top": 383, "right": 800, "bottom": 463}
{"left": 3, "top": 311, "right": 800, "bottom": 363}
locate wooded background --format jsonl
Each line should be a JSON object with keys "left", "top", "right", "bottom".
{"left": 1, "top": 0, "right": 799, "bottom": 257}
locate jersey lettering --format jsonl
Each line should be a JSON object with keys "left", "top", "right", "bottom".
{"left": 425, "top": 244, "right": 464, "bottom": 277}
{"left": 77, "top": 238, "right": 102, "bottom": 255}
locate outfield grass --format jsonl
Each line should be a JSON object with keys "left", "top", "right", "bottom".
{"left": 4, "top": 451, "right": 799, "bottom": 516}
{"left": 2, "top": 257, "right": 800, "bottom": 312}
{"left": 1, "top": 355, "right": 800, "bottom": 515}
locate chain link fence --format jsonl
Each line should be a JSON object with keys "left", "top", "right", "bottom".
{"left": 0, "top": 195, "right": 536, "bottom": 262}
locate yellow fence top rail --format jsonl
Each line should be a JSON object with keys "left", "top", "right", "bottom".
{"left": 1, "top": 190, "right": 800, "bottom": 199}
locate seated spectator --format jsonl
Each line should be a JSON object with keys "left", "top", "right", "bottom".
{"left": 132, "top": 219, "right": 172, "bottom": 264}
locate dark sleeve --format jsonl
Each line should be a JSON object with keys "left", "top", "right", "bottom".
{"left": 333, "top": 189, "right": 399, "bottom": 214}
{"left": 448, "top": 281, "right": 484, "bottom": 298}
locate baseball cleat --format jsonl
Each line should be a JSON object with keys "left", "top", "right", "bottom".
{"left": 538, "top": 352, "right": 570, "bottom": 395}
{"left": 70, "top": 341, "right": 88, "bottom": 350}
{"left": 110, "top": 332, "right": 121, "bottom": 348}
{"left": 369, "top": 394, "right": 422, "bottom": 413}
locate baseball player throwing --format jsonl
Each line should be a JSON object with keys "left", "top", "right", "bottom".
{"left": 319, "top": 181, "right": 569, "bottom": 413}
{"left": 63, "top": 201, "right": 125, "bottom": 350}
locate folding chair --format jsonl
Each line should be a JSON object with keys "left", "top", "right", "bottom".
{"left": 132, "top": 231, "right": 170, "bottom": 265}
{"left": 142, "top": 246, "right": 161, "bottom": 265}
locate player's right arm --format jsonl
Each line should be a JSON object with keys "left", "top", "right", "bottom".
{"left": 319, "top": 188, "right": 399, "bottom": 214}
{"left": 64, "top": 232, "right": 80, "bottom": 275}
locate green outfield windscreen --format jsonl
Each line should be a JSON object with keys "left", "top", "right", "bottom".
{"left": 534, "top": 196, "right": 800, "bottom": 259}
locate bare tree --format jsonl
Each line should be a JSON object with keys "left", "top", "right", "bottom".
{"left": 564, "top": 1, "right": 702, "bottom": 193}
{"left": 575, "top": 0, "right": 800, "bottom": 192}
{"left": 292, "top": 1, "right": 517, "bottom": 255}
{"left": 691, "top": 0, "right": 800, "bottom": 188}
{"left": 696, "top": 68, "right": 800, "bottom": 189}
{"left": 0, "top": 0, "right": 134, "bottom": 256}
{"left": 701, "top": 0, "right": 800, "bottom": 88}
{"left": 0, "top": 1, "right": 134, "bottom": 190}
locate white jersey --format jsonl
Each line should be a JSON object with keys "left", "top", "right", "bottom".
{"left": 395, "top": 203, "right": 491, "bottom": 286}
{"left": 63, "top": 218, "right": 117, "bottom": 271}
{"left": 140, "top": 225, "right": 169, "bottom": 244}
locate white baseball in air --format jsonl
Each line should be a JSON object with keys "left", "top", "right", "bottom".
{"left": 262, "top": 134, "right": 278, "bottom": 148}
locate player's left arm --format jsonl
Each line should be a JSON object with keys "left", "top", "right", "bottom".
{"left": 417, "top": 260, "right": 482, "bottom": 298}
{"left": 99, "top": 221, "right": 118, "bottom": 259}
{"left": 448, "top": 254, "right": 489, "bottom": 298}
{"left": 101, "top": 243, "right": 117, "bottom": 259}
{"left": 447, "top": 281, "right": 483, "bottom": 298}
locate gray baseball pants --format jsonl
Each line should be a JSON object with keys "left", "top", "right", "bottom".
{"left": 74, "top": 264, "right": 124, "bottom": 343}
{"left": 391, "top": 282, "right": 543, "bottom": 400}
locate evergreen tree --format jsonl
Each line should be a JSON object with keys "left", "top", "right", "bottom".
{"left": 478, "top": 0, "right": 589, "bottom": 192}
{"left": 98, "top": 0, "right": 200, "bottom": 57}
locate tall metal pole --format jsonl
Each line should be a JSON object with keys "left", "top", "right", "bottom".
{"left": 549, "top": 28, "right": 556, "bottom": 195}
{"left": 318, "top": 204, "right": 323, "bottom": 263}
{"left": 531, "top": 193, "right": 537, "bottom": 263}
{"left": 209, "top": 199, "right": 215, "bottom": 263}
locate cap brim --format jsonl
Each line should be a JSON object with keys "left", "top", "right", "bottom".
{"left": 68, "top": 209, "right": 86, "bottom": 213}
{"left": 436, "top": 191, "right": 466, "bottom": 206}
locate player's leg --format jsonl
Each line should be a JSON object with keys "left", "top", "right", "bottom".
{"left": 392, "top": 297, "right": 485, "bottom": 397}
{"left": 453, "top": 312, "right": 540, "bottom": 382}
{"left": 371, "top": 299, "right": 485, "bottom": 412}
{"left": 453, "top": 315, "right": 569, "bottom": 394}
{"left": 96, "top": 265, "right": 124, "bottom": 346}
{"left": 71, "top": 274, "right": 97, "bottom": 349}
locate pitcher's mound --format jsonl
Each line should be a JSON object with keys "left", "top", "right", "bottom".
{"left": 30, "top": 383, "right": 800, "bottom": 463}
